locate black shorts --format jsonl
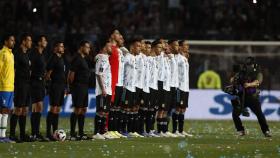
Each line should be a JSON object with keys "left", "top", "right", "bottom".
{"left": 14, "top": 83, "right": 30, "bottom": 107}
{"left": 71, "top": 83, "right": 88, "bottom": 107}
{"left": 157, "top": 81, "right": 165, "bottom": 107}
{"left": 158, "top": 90, "right": 171, "bottom": 111}
{"left": 177, "top": 90, "right": 189, "bottom": 108}
{"left": 170, "top": 87, "right": 178, "bottom": 108}
{"left": 135, "top": 87, "right": 143, "bottom": 105}
{"left": 49, "top": 83, "right": 65, "bottom": 106}
{"left": 123, "top": 89, "right": 135, "bottom": 107}
{"left": 141, "top": 92, "right": 150, "bottom": 108}
{"left": 113, "top": 86, "right": 123, "bottom": 107}
{"left": 149, "top": 88, "right": 158, "bottom": 109}
{"left": 30, "top": 80, "right": 45, "bottom": 104}
{"left": 96, "top": 95, "right": 111, "bottom": 112}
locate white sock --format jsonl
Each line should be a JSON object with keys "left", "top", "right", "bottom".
{"left": 0, "top": 114, "right": 2, "bottom": 137}
{"left": 1, "top": 114, "right": 8, "bottom": 138}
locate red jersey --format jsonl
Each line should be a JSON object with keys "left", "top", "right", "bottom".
{"left": 109, "top": 45, "right": 119, "bottom": 102}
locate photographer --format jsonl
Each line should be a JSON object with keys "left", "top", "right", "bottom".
{"left": 227, "top": 57, "right": 271, "bottom": 137}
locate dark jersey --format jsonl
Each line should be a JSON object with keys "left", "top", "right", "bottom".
{"left": 14, "top": 48, "right": 31, "bottom": 84}
{"left": 30, "top": 49, "right": 46, "bottom": 80}
{"left": 47, "top": 53, "right": 66, "bottom": 84}
{"left": 70, "top": 54, "right": 90, "bottom": 85}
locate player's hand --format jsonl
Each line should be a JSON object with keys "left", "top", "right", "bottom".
{"left": 102, "top": 90, "right": 107, "bottom": 96}
{"left": 244, "top": 82, "right": 251, "bottom": 88}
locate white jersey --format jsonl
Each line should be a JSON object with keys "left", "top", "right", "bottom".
{"left": 142, "top": 55, "right": 151, "bottom": 93}
{"left": 169, "top": 54, "right": 179, "bottom": 88}
{"left": 95, "top": 54, "right": 112, "bottom": 96}
{"left": 177, "top": 54, "right": 189, "bottom": 92}
{"left": 149, "top": 56, "right": 158, "bottom": 90}
{"left": 156, "top": 52, "right": 166, "bottom": 82}
{"left": 116, "top": 48, "right": 124, "bottom": 87}
{"left": 123, "top": 52, "right": 136, "bottom": 92}
{"left": 135, "top": 53, "right": 145, "bottom": 89}
{"left": 163, "top": 56, "right": 171, "bottom": 91}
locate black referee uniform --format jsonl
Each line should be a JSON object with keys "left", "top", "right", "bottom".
{"left": 10, "top": 48, "right": 31, "bottom": 141}
{"left": 29, "top": 48, "right": 47, "bottom": 139}
{"left": 69, "top": 53, "right": 90, "bottom": 138}
{"left": 46, "top": 53, "right": 66, "bottom": 138}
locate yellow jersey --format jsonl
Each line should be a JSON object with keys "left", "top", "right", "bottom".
{"left": 197, "top": 70, "right": 221, "bottom": 89}
{"left": 0, "top": 46, "right": 14, "bottom": 91}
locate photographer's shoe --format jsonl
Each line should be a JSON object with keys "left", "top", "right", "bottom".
{"left": 237, "top": 130, "right": 246, "bottom": 136}
{"left": 264, "top": 131, "right": 272, "bottom": 137}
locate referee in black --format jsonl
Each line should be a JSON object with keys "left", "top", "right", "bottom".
{"left": 9, "top": 33, "right": 32, "bottom": 142}
{"left": 29, "top": 35, "right": 48, "bottom": 141}
{"left": 45, "top": 41, "right": 66, "bottom": 140}
{"left": 68, "top": 40, "right": 91, "bottom": 140}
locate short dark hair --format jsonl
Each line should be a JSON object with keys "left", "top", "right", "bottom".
{"left": 79, "top": 40, "right": 90, "bottom": 48}
{"left": 35, "top": 35, "right": 47, "bottom": 44}
{"left": 168, "top": 39, "right": 178, "bottom": 45}
{"left": 179, "top": 40, "right": 187, "bottom": 46}
{"left": 19, "top": 33, "right": 32, "bottom": 44}
{"left": 96, "top": 38, "right": 109, "bottom": 53}
{"left": 128, "top": 38, "right": 141, "bottom": 47}
{"left": 145, "top": 41, "right": 152, "bottom": 45}
{"left": 151, "top": 40, "right": 161, "bottom": 47}
{"left": 53, "top": 40, "right": 64, "bottom": 47}
{"left": 2, "top": 33, "right": 14, "bottom": 44}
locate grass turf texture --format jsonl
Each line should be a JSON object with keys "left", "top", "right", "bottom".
{"left": 0, "top": 119, "right": 279, "bottom": 158}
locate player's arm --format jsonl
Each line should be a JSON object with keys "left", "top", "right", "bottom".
{"left": 67, "top": 71, "right": 75, "bottom": 84}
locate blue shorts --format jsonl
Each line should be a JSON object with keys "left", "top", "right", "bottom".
{"left": 0, "top": 91, "right": 14, "bottom": 109}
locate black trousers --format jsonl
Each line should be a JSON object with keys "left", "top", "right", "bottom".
{"left": 232, "top": 94, "right": 269, "bottom": 134}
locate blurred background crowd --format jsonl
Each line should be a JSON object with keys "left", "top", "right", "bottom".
{"left": 0, "top": 0, "right": 279, "bottom": 89}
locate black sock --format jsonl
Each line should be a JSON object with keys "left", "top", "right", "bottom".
{"left": 78, "top": 114, "right": 85, "bottom": 136}
{"left": 30, "top": 112, "right": 35, "bottom": 136}
{"left": 19, "top": 115, "right": 26, "bottom": 139}
{"left": 94, "top": 115, "right": 102, "bottom": 134}
{"left": 178, "top": 113, "right": 184, "bottom": 133}
{"left": 146, "top": 111, "right": 152, "bottom": 133}
{"left": 133, "top": 112, "right": 139, "bottom": 133}
{"left": 172, "top": 113, "right": 179, "bottom": 133}
{"left": 36, "top": 112, "right": 41, "bottom": 134}
{"left": 157, "top": 118, "right": 162, "bottom": 133}
{"left": 121, "top": 111, "right": 127, "bottom": 133}
{"left": 127, "top": 113, "right": 134, "bottom": 133}
{"left": 139, "top": 110, "right": 145, "bottom": 134}
{"left": 162, "top": 117, "right": 168, "bottom": 133}
{"left": 10, "top": 114, "right": 18, "bottom": 137}
{"left": 52, "top": 113, "right": 59, "bottom": 133}
{"left": 151, "top": 110, "right": 156, "bottom": 130}
{"left": 114, "top": 111, "right": 120, "bottom": 132}
{"left": 46, "top": 112, "right": 53, "bottom": 137}
{"left": 32, "top": 112, "right": 41, "bottom": 135}
{"left": 108, "top": 111, "right": 114, "bottom": 131}
{"left": 70, "top": 112, "right": 77, "bottom": 136}
{"left": 101, "top": 116, "right": 106, "bottom": 134}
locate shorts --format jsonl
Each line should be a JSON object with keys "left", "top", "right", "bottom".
{"left": 71, "top": 83, "right": 88, "bottom": 107}
{"left": 113, "top": 86, "right": 123, "bottom": 107}
{"left": 141, "top": 92, "right": 151, "bottom": 109}
{"left": 122, "top": 89, "right": 135, "bottom": 107}
{"left": 30, "top": 80, "right": 45, "bottom": 104}
{"left": 96, "top": 95, "right": 111, "bottom": 112}
{"left": 14, "top": 83, "right": 30, "bottom": 107}
{"left": 149, "top": 88, "right": 158, "bottom": 109}
{"left": 0, "top": 91, "right": 14, "bottom": 109}
{"left": 158, "top": 90, "right": 171, "bottom": 111}
{"left": 135, "top": 87, "right": 143, "bottom": 105}
{"left": 49, "top": 83, "right": 65, "bottom": 106}
{"left": 170, "top": 87, "right": 178, "bottom": 108}
{"left": 177, "top": 90, "right": 189, "bottom": 108}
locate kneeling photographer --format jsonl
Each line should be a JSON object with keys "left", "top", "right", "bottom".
{"left": 224, "top": 57, "right": 271, "bottom": 137}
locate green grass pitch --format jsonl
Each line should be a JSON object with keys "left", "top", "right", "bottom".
{"left": 0, "top": 119, "right": 279, "bottom": 158}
